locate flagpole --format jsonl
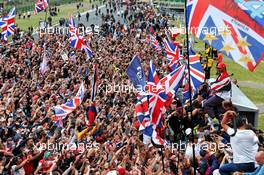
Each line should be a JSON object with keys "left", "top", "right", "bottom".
{"left": 184, "top": 0, "right": 197, "bottom": 175}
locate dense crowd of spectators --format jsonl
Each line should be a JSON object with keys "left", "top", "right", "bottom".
{"left": 0, "top": 1, "right": 263, "bottom": 175}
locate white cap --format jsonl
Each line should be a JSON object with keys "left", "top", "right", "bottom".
{"left": 185, "top": 128, "right": 192, "bottom": 135}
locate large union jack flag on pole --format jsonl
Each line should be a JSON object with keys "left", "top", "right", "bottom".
{"left": 0, "top": 7, "right": 16, "bottom": 40}
{"left": 131, "top": 59, "right": 185, "bottom": 145}
{"left": 147, "top": 60, "right": 167, "bottom": 126}
{"left": 182, "top": 48, "right": 205, "bottom": 100}
{"left": 34, "top": 0, "right": 49, "bottom": 14}
{"left": 187, "top": 0, "right": 264, "bottom": 72}
{"left": 188, "top": 48, "right": 205, "bottom": 90}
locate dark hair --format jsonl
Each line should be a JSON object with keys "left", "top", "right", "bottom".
{"left": 12, "top": 157, "right": 19, "bottom": 165}
{"left": 223, "top": 100, "right": 237, "bottom": 112}
{"left": 234, "top": 116, "right": 247, "bottom": 128}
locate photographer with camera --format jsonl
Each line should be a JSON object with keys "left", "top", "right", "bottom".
{"left": 219, "top": 111, "right": 259, "bottom": 175}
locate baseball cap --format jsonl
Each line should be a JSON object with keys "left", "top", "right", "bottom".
{"left": 217, "top": 62, "right": 226, "bottom": 69}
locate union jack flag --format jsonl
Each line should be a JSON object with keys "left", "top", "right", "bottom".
{"left": 151, "top": 129, "right": 165, "bottom": 147}
{"left": 87, "top": 64, "right": 97, "bottom": 125}
{"left": 182, "top": 48, "right": 205, "bottom": 100}
{"left": 135, "top": 94, "right": 151, "bottom": 131}
{"left": 68, "top": 15, "right": 77, "bottom": 36}
{"left": 187, "top": 0, "right": 264, "bottom": 71}
{"left": 136, "top": 103, "right": 163, "bottom": 146}
{"left": 188, "top": 48, "right": 205, "bottom": 90}
{"left": 146, "top": 61, "right": 186, "bottom": 125}
{"left": 136, "top": 61, "right": 185, "bottom": 145}
{"left": 182, "top": 81, "right": 192, "bottom": 100}
{"left": 210, "top": 71, "right": 231, "bottom": 92}
{"left": 163, "top": 38, "right": 181, "bottom": 71}
{"left": 146, "top": 60, "right": 167, "bottom": 126}
{"left": 160, "top": 64, "right": 186, "bottom": 96}
{"left": 149, "top": 34, "right": 162, "bottom": 51}
{"left": 0, "top": 7, "right": 16, "bottom": 40}
{"left": 52, "top": 82, "right": 85, "bottom": 126}
{"left": 34, "top": 0, "right": 48, "bottom": 14}
{"left": 68, "top": 16, "right": 93, "bottom": 59}
{"left": 135, "top": 61, "right": 166, "bottom": 145}
{"left": 135, "top": 91, "right": 155, "bottom": 145}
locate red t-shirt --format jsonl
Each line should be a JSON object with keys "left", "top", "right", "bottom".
{"left": 22, "top": 156, "right": 34, "bottom": 175}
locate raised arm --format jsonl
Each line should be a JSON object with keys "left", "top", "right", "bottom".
{"left": 221, "top": 110, "right": 236, "bottom": 133}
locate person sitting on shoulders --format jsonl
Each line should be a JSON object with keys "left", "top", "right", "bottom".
{"left": 219, "top": 111, "right": 259, "bottom": 175}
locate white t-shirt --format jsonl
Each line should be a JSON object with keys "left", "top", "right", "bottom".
{"left": 227, "top": 128, "right": 259, "bottom": 164}
{"left": 11, "top": 165, "right": 25, "bottom": 175}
